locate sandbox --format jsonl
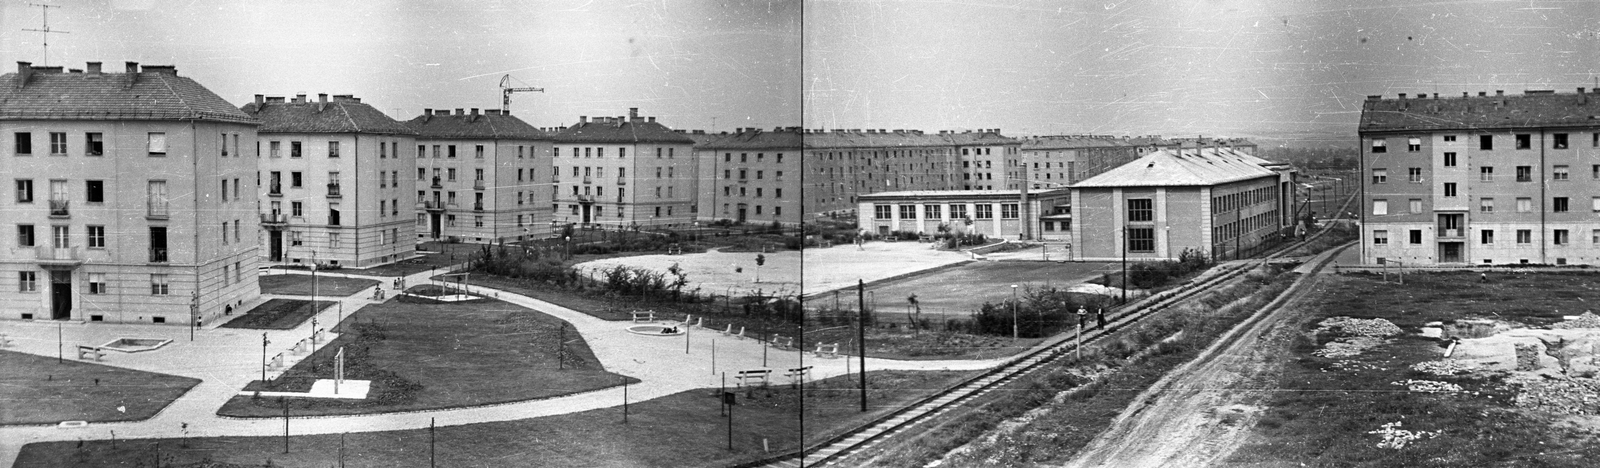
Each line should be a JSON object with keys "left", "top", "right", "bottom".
{"left": 99, "top": 338, "right": 172, "bottom": 353}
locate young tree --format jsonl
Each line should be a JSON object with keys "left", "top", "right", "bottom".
{"left": 754, "top": 254, "right": 766, "bottom": 283}
{"left": 906, "top": 294, "right": 921, "bottom": 335}
{"left": 667, "top": 262, "right": 690, "bottom": 302}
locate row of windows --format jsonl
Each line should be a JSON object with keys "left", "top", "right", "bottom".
{"left": 16, "top": 267, "right": 244, "bottom": 295}
{"left": 719, "top": 204, "right": 778, "bottom": 217}
{"left": 722, "top": 186, "right": 781, "bottom": 198}
{"left": 722, "top": 168, "right": 781, "bottom": 180}
{"left": 722, "top": 152, "right": 785, "bottom": 164}
{"left": 1212, "top": 210, "right": 1278, "bottom": 242}
{"left": 1371, "top": 132, "right": 1600, "bottom": 153}
{"left": 1373, "top": 165, "right": 1600, "bottom": 184}
{"left": 414, "top": 144, "right": 524, "bottom": 159}
{"left": 1209, "top": 187, "right": 1275, "bottom": 214}
{"left": 1373, "top": 229, "right": 1600, "bottom": 246}
{"left": 556, "top": 146, "right": 679, "bottom": 159}
{"left": 872, "top": 203, "right": 1021, "bottom": 220}
{"left": 1374, "top": 196, "right": 1597, "bottom": 215}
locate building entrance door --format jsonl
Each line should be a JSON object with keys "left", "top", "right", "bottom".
{"left": 50, "top": 271, "right": 71, "bottom": 320}
{"left": 430, "top": 213, "right": 442, "bottom": 239}
{"left": 737, "top": 204, "right": 747, "bottom": 223}
{"left": 582, "top": 205, "right": 592, "bottom": 224}
{"left": 269, "top": 231, "right": 283, "bottom": 261}
{"left": 1439, "top": 242, "right": 1463, "bottom": 263}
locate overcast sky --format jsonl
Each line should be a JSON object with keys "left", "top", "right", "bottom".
{"left": 5, "top": 1, "right": 1599, "bottom": 146}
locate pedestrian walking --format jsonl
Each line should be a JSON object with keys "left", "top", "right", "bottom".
{"left": 1096, "top": 308, "right": 1106, "bottom": 329}
{"left": 1076, "top": 306, "right": 1088, "bottom": 329}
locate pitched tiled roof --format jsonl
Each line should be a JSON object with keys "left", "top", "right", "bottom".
{"left": 699, "top": 128, "right": 802, "bottom": 150}
{"left": 801, "top": 130, "right": 951, "bottom": 149}
{"left": 242, "top": 97, "right": 414, "bottom": 135}
{"left": 683, "top": 131, "right": 729, "bottom": 147}
{"left": 941, "top": 131, "right": 1019, "bottom": 146}
{"left": 406, "top": 111, "right": 549, "bottom": 140}
{"left": 551, "top": 117, "right": 695, "bottom": 144}
{"left": 1072, "top": 148, "right": 1278, "bottom": 188}
{"left": 1360, "top": 90, "right": 1600, "bottom": 132}
{"left": 0, "top": 66, "right": 256, "bottom": 124}
{"left": 1022, "top": 136, "right": 1136, "bottom": 150}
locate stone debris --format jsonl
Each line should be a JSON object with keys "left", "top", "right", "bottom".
{"left": 1411, "top": 360, "right": 1476, "bottom": 376}
{"left": 1368, "top": 421, "right": 1440, "bottom": 450}
{"left": 1515, "top": 343, "right": 1542, "bottom": 371}
{"left": 1314, "top": 336, "right": 1387, "bottom": 359}
{"left": 1510, "top": 378, "right": 1600, "bottom": 416}
{"left": 1552, "top": 312, "right": 1600, "bottom": 330}
{"left": 1317, "top": 316, "right": 1403, "bottom": 338}
{"left": 1392, "top": 379, "right": 1463, "bottom": 393}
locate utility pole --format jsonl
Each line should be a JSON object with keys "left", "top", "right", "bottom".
{"left": 22, "top": 3, "right": 69, "bottom": 66}
{"left": 261, "top": 332, "right": 270, "bottom": 382}
{"left": 858, "top": 279, "right": 867, "bottom": 412}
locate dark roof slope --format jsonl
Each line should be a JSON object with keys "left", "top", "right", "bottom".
{"left": 406, "top": 110, "right": 549, "bottom": 140}
{"left": 242, "top": 96, "right": 414, "bottom": 135}
{"left": 551, "top": 116, "right": 695, "bottom": 144}
{"left": 1360, "top": 89, "right": 1600, "bottom": 133}
{"left": 940, "top": 130, "right": 1018, "bottom": 146}
{"left": 0, "top": 64, "right": 256, "bottom": 124}
{"left": 699, "top": 128, "right": 802, "bottom": 150}
{"left": 801, "top": 129, "right": 951, "bottom": 149}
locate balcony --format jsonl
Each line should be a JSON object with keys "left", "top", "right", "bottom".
{"left": 48, "top": 200, "right": 69, "bottom": 218}
{"left": 1439, "top": 228, "right": 1462, "bottom": 238}
{"left": 474, "top": 179, "right": 486, "bottom": 190}
{"left": 576, "top": 194, "right": 596, "bottom": 203}
{"left": 35, "top": 246, "right": 83, "bottom": 269}
{"left": 268, "top": 183, "right": 283, "bottom": 197}
{"left": 583, "top": 176, "right": 593, "bottom": 184}
{"left": 419, "top": 200, "right": 446, "bottom": 212}
{"left": 149, "top": 248, "right": 169, "bottom": 263}
{"left": 260, "top": 212, "right": 288, "bottom": 229}
{"left": 327, "top": 183, "right": 342, "bottom": 198}
{"left": 616, "top": 178, "right": 626, "bottom": 186}
{"left": 147, "top": 201, "right": 170, "bottom": 220}
{"left": 473, "top": 203, "right": 485, "bottom": 212}
{"left": 431, "top": 177, "right": 442, "bottom": 189}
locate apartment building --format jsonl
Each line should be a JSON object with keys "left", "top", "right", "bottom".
{"left": 551, "top": 108, "right": 697, "bottom": 228}
{"left": 1070, "top": 148, "right": 1297, "bottom": 261}
{"left": 243, "top": 93, "right": 417, "bottom": 267}
{"left": 407, "top": 108, "right": 553, "bottom": 243}
{"left": 0, "top": 62, "right": 259, "bottom": 324}
{"left": 944, "top": 130, "right": 1023, "bottom": 190}
{"left": 695, "top": 127, "right": 802, "bottom": 225}
{"left": 1360, "top": 89, "right": 1600, "bottom": 265}
{"left": 801, "top": 129, "right": 960, "bottom": 220}
{"left": 1020, "top": 136, "right": 1143, "bottom": 189}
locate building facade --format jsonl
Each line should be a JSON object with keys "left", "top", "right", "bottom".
{"left": 856, "top": 189, "right": 1072, "bottom": 241}
{"left": 551, "top": 109, "right": 697, "bottom": 229}
{"left": 1070, "top": 148, "right": 1297, "bottom": 261}
{"left": 695, "top": 127, "right": 802, "bottom": 226}
{"left": 945, "top": 130, "right": 1023, "bottom": 190}
{"left": 244, "top": 94, "right": 417, "bottom": 268}
{"left": 1, "top": 62, "right": 260, "bottom": 324}
{"left": 408, "top": 107, "right": 554, "bottom": 243}
{"left": 801, "top": 129, "right": 961, "bottom": 220}
{"left": 1359, "top": 89, "right": 1600, "bottom": 266}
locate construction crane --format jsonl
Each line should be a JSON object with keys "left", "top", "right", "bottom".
{"left": 499, "top": 75, "right": 544, "bottom": 113}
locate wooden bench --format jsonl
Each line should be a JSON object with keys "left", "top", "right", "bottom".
{"left": 312, "top": 328, "right": 326, "bottom": 344}
{"left": 770, "top": 335, "right": 795, "bottom": 349}
{"left": 814, "top": 342, "right": 840, "bottom": 359}
{"left": 735, "top": 369, "right": 772, "bottom": 388}
{"left": 76, "top": 345, "right": 105, "bottom": 361}
{"left": 666, "top": 245, "right": 683, "bottom": 255}
{"left": 0, "top": 333, "right": 12, "bottom": 348}
{"left": 785, "top": 366, "right": 812, "bottom": 388}
{"left": 631, "top": 310, "right": 657, "bottom": 323}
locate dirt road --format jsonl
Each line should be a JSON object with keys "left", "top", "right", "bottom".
{"left": 1060, "top": 244, "right": 1350, "bottom": 468}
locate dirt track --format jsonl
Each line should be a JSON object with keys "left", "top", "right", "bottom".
{"left": 1060, "top": 244, "right": 1350, "bottom": 468}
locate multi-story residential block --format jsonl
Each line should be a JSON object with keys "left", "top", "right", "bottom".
{"left": 243, "top": 93, "right": 417, "bottom": 267}
{"left": 1360, "top": 89, "right": 1600, "bottom": 265}
{"left": 945, "top": 130, "right": 1023, "bottom": 190}
{"left": 408, "top": 107, "right": 553, "bottom": 243}
{"left": 800, "top": 129, "right": 960, "bottom": 220}
{"left": 1020, "top": 136, "right": 1144, "bottom": 189}
{"left": 695, "top": 127, "right": 802, "bottom": 225}
{"left": 1, "top": 61, "right": 259, "bottom": 324}
{"left": 551, "top": 109, "right": 696, "bottom": 228}
{"left": 1070, "top": 148, "right": 1297, "bottom": 261}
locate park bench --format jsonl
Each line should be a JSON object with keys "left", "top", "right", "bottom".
{"left": 632, "top": 310, "right": 657, "bottom": 323}
{"left": 76, "top": 345, "right": 105, "bottom": 361}
{"left": 735, "top": 369, "right": 772, "bottom": 388}
{"left": 312, "top": 328, "right": 326, "bottom": 344}
{"left": 0, "top": 333, "right": 12, "bottom": 347}
{"left": 814, "top": 342, "right": 840, "bottom": 359}
{"left": 785, "top": 366, "right": 812, "bottom": 388}
{"left": 770, "top": 335, "right": 794, "bottom": 349}
{"left": 268, "top": 353, "right": 285, "bottom": 371}
{"left": 886, "top": 236, "right": 898, "bottom": 242}
{"left": 666, "top": 244, "right": 683, "bottom": 255}
{"left": 819, "top": 240, "right": 833, "bottom": 248}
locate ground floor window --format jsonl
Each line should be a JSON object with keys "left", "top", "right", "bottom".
{"left": 1128, "top": 227, "right": 1154, "bottom": 252}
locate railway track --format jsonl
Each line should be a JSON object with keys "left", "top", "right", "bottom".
{"left": 745, "top": 203, "right": 1357, "bottom": 468}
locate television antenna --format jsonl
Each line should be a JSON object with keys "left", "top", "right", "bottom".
{"left": 22, "top": 3, "right": 69, "bottom": 66}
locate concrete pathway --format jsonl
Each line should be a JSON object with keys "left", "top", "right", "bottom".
{"left": 0, "top": 262, "right": 1003, "bottom": 467}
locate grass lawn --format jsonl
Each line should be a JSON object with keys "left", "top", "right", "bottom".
{"left": 219, "top": 299, "right": 336, "bottom": 330}
{"left": 217, "top": 294, "right": 632, "bottom": 417}
{"left": 351, "top": 241, "right": 483, "bottom": 277}
{"left": 18, "top": 370, "right": 974, "bottom": 468}
{"left": 0, "top": 350, "right": 199, "bottom": 425}
{"left": 258, "top": 274, "right": 379, "bottom": 297}
{"left": 854, "top": 261, "right": 1119, "bottom": 322}
{"left": 1223, "top": 271, "right": 1600, "bottom": 467}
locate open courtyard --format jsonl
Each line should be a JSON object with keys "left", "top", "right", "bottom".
{"left": 576, "top": 240, "right": 972, "bottom": 299}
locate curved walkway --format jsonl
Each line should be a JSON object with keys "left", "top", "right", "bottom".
{"left": 0, "top": 263, "right": 1004, "bottom": 467}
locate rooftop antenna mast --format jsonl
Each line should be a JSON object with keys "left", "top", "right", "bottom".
{"left": 22, "top": 3, "right": 69, "bottom": 67}
{"left": 499, "top": 75, "right": 544, "bottom": 113}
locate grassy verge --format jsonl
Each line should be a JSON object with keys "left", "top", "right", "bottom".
{"left": 861, "top": 264, "right": 1301, "bottom": 467}
{"left": 217, "top": 295, "right": 631, "bottom": 417}
{"left": 258, "top": 274, "right": 378, "bottom": 297}
{"left": 219, "top": 299, "right": 336, "bottom": 330}
{"left": 19, "top": 370, "right": 972, "bottom": 468}
{"left": 348, "top": 241, "right": 481, "bottom": 277}
{"left": 1223, "top": 271, "right": 1600, "bottom": 467}
{"left": 0, "top": 350, "right": 199, "bottom": 425}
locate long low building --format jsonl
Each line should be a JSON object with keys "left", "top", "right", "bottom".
{"left": 855, "top": 189, "right": 1072, "bottom": 241}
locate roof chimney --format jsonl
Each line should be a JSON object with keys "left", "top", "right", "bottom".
{"left": 579, "top": 116, "right": 587, "bottom": 123}
{"left": 255, "top": 94, "right": 265, "bottom": 107}
{"left": 14, "top": 62, "right": 32, "bottom": 89}
{"left": 422, "top": 108, "right": 432, "bottom": 122}
{"left": 470, "top": 108, "right": 479, "bottom": 115}
{"left": 295, "top": 93, "right": 307, "bottom": 104}
{"left": 1496, "top": 90, "right": 1504, "bottom": 96}
{"left": 1398, "top": 93, "right": 1407, "bottom": 99}
{"left": 125, "top": 61, "right": 139, "bottom": 74}
{"left": 1582, "top": 88, "right": 1589, "bottom": 104}
{"left": 648, "top": 116, "right": 655, "bottom": 123}
{"left": 1462, "top": 92, "right": 1468, "bottom": 98}
{"left": 140, "top": 65, "right": 176, "bottom": 74}
{"left": 629, "top": 107, "right": 639, "bottom": 121}
{"left": 318, "top": 93, "right": 328, "bottom": 112}
{"left": 455, "top": 108, "right": 464, "bottom": 116}
{"left": 86, "top": 62, "right": 101, "bottom": 74}
{"left": 1478, "top": 91, "right": 1487, "bottom": 97}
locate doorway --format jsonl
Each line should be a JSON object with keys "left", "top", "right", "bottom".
{"left": 1439, "top": 242, "right": 1463, "bottom": 263}
{"left": 430, "top": 213, "right": 442, "bottom": 239}
{"left": 737, "top": 204, "right": 748, "bottom": 223}
{"left": 581, "top": 205, "right": 592, "bottom": 224}
{"left": 50, "top": 271, "right": 70, "bottom": 320}
{"left": 269, "top": 231, "right": 283, "bottom": 261}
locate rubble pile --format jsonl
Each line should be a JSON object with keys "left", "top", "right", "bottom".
{"left": 1412, "top": 360, "right": 1476, "bottom": 376}
{"left": 1515, "top": 343, "right": 1541, "bottom": 371}
{"left": 1314, "top": 336, "right": 1386, "bottom": 359}
{"left": 1552, "top": 312, "right": 1600, "bottom": 330}
{"left": 1511, "top": 378, "right": 1600, "bottom": 415}
{"left": 1368, "top": 421, "right": 1440, "bottom": 450}
{"left": 1317, "top": 316, "right": 1403, "bottom": 338}
{"left": 1392, "top": 379, "right": 1463, "bottom": 393}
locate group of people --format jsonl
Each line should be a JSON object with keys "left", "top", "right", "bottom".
{"left": 1076, "top": 306, "right": 1107, "bottom": 330}
{"left": 658, "top": 326, "right": 681, "bottom": 334}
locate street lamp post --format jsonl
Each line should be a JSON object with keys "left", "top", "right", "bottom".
{"left": 1121, "top": 226, "right": 1128, "bottom": 304}
{"left": 1010, "top": 284, "right": 1019, "bottom": 341}
{"left": 261, "top": 332, "right": 270, "bottom": 382}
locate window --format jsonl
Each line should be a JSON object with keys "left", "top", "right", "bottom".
{"left": 1001, "top": 203, "right": 1019, "bottom": 219}
{"left": 950, "top": 204, "right": 966, "bottom": 219}
{"left": 1409, "top": 199, "right": 1423, "bottom": 213}
{"left": 476, "top": 145, "right": 484, "bottom": 159}
{"left": 18, "top": 271, "right": 36, "bottom": 293}
{"left": 1479, "top": 198, "right": 1494, "bottom": 213}
{"left": 1517, "top": 229, "right": 1532, "bottom": 244}
{"left": 924, "top": 205, "right": 942, "bottom": 219}
{"left": 88, "top": 273, "right": 106, "bottom": 294}
{"left": 1128, "top": 228, "right": 1155, "bottom": 252}
{"left": 1481, "top": 230, "right": 1494, "bottom": 244}
{"left": 270, "top": 141, "right": 282, "bottom": 158}
{"left": 1480, "top": 166, "right": 1494, "bottom": 182}
{"left": 14, "top": 132, "right": 31, "bottom": 154}
{"left": 49, "top": 132, "right": 66, "bottom": 155}
{"left": 1594, "top": 165, "right": 1600, "bottom": 180}
{"left": 330, "top": 232, "right": 342, "bottom": 249}
{"left": 1480, "top": 135, "right": 1493, "bottom": 150}
{"left": 15, "top": 179, "right": 33, "bottom": 203}
{"left": 379, "top": 200, "right": 387, "bottom": 217}
{"left": 1407, "top": 138, "right": 1421, "bottom": 152}
{"left": 290, "top": 230, "right": 303, "bottom": 246}
{"left": 1127, "top": 198, "right": 1153, "bottom": 221}
{"left": 87, "top": 225, "right": 105, "bottom": 248}
{"left": 975, "top": 204, "right": 993, "bottom": 219}
{"left": 18, "top": 224, "right": 35, "bottom": 246}
{"left": 1514, "top": 134, "right": 1531, "bottom": 149}
{"left": 150, "top": 274, "right": 169, "bottom": 295}
{"left": 1594, "top": 229, "right": 1600, "bottom": 244}
{"left": 147, "top": 133, "right": 168, "bottom": 155}
{"left": 328, "top": 141, "right": 340, "bottom": 158}
{"left": 86, "top": 133, "right": 103, "bottom": 156}
{"left": 1371, "top": 169, "right": 1387, "bottom": 184}
{"left": 448, "top": 168, "right": 456, "bottom": 181}
{"left": 329, "top": 208, "right": 341, "bottom": 226}
{"left": 1443, "top": 152, "right": 1457, "bottom": 167}
{"left": 1516, "top": 166, "right": 1532, "bottom": 182}
{"left": 1409, "top": 230, "right": 1423, "bottom": 244}
{"left": 1593, "top": 197, "right": 1600, "bottom": 212}
{"left": 899, "top": 205, "right": 917, "bottom": 219}
{"left": 1372, "top": 199, "right": 1388, "bottom": 215}
{"left": 1408, "top": 168, "right": 1422, "bottom": 182}
{"left": 291, "top": 172, "right": 303, "bottom": 188}
{"left": 290, "top": 141, "right": 302, "bottom": 158}
{"left": 1554, "top": 197, "right": 1569, "bottom": 213}
{"left": 1554, "top": 133, "right": 1569, "bottom": 149}
{"left": 1554, "top": 165, "right": 1570, "bottom": 180}
{"left": 1443, "top": 183, "right": 1457, "bottom": 197}
{"left": 448, "top": 145, "right": 457, "bottom": 158}
{"left": 619, "top": 148, "right": 626, "bottom": 158}
{"left": 1517, "top": 197, "right": 1532, "bottom": 213}
{"left": 775, "top": 188, "right": 783, "bottom": 198}
{"left": 1372, "top": 230, "right": 1388, "bottom": 245}
{"left": 291, "top": 201, "right": 303, "bottom": 217}
{"left": 1370, "top": 139, "right": 1386, "bottom": 153}
{"left": 1443, "top": 135, "right": 1456, "bottom": 142}
{"left": 1554, "top": 229, "right": 1569, "bottom": 245}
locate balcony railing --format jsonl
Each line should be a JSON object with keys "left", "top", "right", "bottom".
{"left": 431, "top": 177, "right": 442, "bottom": 189}
{"left": 583, "top": 176, "right": 593, "bottom": 184}
{"left": 268, "top": 183, "right": 283, "bottom": 196}
{"left": 260, "top": 212, "right": 287, "bottom": 225}
{"left": 576, "top": 194, "right": 596, "bottom": 203}
{"left": 474, "top": 179, "right": 486, "bottom": 190}
{"left": 616, "top": 178, "right": 626, "bottom": 185}
{"left": 149, "top": 248, "right": 169, "bottom": 263}
{"left": 473, "top": 203, "right": 485, "bottom": 212}
{"left": 147, "top": 201, "right": 170, "bottom": 220}
{"left": 48, "top": 199, "right": 69, "bottom": 218}
{"left": 1440, "top": 228, "right": 1462, "bottom": 238}
{"left": 327, "top": 183, "right": 342, "bottom": 198}
{"left": 35, "top": 245, "right": 83, "bottom": 267}
{"left": 419, "top": 200, "right": 446, "bottom": 212}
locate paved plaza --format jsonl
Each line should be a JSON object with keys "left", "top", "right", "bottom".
{"left": 576, "top": 241, "right": 972, "bottom": 298}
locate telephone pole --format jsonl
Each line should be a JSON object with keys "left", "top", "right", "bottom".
{"left": 22, "top": 3, "right": 70, "bottom": 66}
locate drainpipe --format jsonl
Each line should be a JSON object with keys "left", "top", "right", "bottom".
{"left": 192, "top": 121, "right": 202, "bottom": 325}
{"left": 354, "top": 135, "right": 360, "bottom": 265}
